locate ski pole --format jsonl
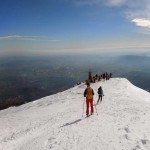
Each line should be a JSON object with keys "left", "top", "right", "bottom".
{"left": 82, "top": 98, "right": 85, "bottom": 118}
{"left": 102, "top": 94, "right": 104, "bottom": 102}
{"left": 94, "top": 99, "right": 98, "bottom": 116}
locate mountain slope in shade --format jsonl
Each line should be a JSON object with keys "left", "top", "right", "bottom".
{"left": 0, "top": 78, "right": 150, "bottom": 150}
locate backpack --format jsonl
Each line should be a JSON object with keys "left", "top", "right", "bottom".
{"left": 86, "top": 87, "right": 93, "bottom": 99}
{"left": 98, "top": 88, "right": 103, "bottom": 95}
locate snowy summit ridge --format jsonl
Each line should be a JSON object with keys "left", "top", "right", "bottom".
{"left": 0, "top": 78, "right": 150, "bottom": 150}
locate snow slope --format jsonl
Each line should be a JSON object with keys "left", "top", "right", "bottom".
{"left": 0, "top": 78, "right": 150, "bottom": 150}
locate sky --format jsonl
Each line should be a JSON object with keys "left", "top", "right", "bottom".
{"left": 1, "top": 0, "right": 150, "bottom": 55}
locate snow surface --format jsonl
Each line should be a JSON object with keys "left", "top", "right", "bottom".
{"left": 0, "top": 78, "right": 150, "bottom": 150}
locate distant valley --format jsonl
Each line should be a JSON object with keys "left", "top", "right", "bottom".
{"left": 0, "top": 53, "right": 150, "bottom": 110}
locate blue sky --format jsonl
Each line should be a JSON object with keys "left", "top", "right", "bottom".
{"left": 1, "top": 0, "right": 150, "bottom": 55}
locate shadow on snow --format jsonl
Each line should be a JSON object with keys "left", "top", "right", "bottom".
{"left": 60, "top": 119, "right": 82, "bottom": 127}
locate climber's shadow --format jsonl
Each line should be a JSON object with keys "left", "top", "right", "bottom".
{"left": 60, "top": 119, "right": 82, "bottom": 127}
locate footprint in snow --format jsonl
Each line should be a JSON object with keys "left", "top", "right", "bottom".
{"left": 124, "top": 127, "right": 130, "bottom": 133}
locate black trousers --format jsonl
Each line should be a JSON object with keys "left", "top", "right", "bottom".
{"left": 97, "top": 95, "right": 102, "bottom": 103}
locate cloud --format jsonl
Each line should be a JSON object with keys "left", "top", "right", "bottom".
{"left": 132, "top": 18, "right": 150, "bottom": 28}
{"left": 105, "top": 0, "right": 128, "bottom": 6}
{"left": 0, "top": 35, "right": 59, "bottom": 42}
{"left": 100, "top": 0, "right": 150, "bottom": 33}
{"left": 72, "top": 0, "right": 150, "bottom": 18}
{"left": 0, "top": 35, "right": 21, "bottom": 40}
{"left": 124, "top": 0, "right": 150, "bottom": 33}
{"left": 73, "top": 0, "right": 128, "bottom": 6}
{"left": 72, "top": 0, "right": 150, "bottom": 35}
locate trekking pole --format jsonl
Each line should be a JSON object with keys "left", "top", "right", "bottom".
{"left": 93, "top": 99, "right": 98, "bottom": 116}
{"left": 102, "top": 94, "right": 104, "bottom": 103}
{"left": 82, "top": 98, "right": 85, "bottom": 118}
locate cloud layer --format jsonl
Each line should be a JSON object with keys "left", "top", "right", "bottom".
{"left": 0, "top": 35, "right": 59, "bottom": 42}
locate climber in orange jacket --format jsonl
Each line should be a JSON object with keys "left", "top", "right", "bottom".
{"left": 84, "top": 83, "right": 94, "bottom": 117}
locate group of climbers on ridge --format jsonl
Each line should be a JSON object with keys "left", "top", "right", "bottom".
{"left": 88, "top": 72, "right": 112, "bottom": 83}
